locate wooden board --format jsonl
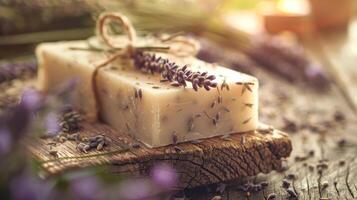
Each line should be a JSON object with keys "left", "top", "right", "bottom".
{"left": 28, "top": 121, "right": 291, "bottom": 188}
{"left": 0, "top": 75, "right": 292, "bottom": 189}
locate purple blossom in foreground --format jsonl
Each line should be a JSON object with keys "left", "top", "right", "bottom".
{"left": 150, "top": 163, "right": 178, "bottom": 188}
{"left": 0, "top": 128, "right": 12, "bottom": 156}
{"left": 70, "top": 176, "right": 101, "bottom": 200}
{"left": 10, "top": 173, "right": 52, "bottom": 200}
{"left": 0, "top": 60, "right": 37, "bottom": 83}
{"left": 57, "top": 77, "right": 80, "bottom": 95}
{"left": 55, "top": 77, "right": 81, "bottom": 105}
{"left": 4, "top": 103, "right": 31, "bottom": 138}
{"left": 118, "top": 178, "right": 154, "bottom": 200}
{"left": 45, "top": 112, "right": 60, "bottom": 136}
{"left": 20, "top": 88, "right": 43, "bottom": 111}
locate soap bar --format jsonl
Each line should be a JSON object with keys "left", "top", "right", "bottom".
{"left": 36, "top": 39, "right": 259, "bottom": 147}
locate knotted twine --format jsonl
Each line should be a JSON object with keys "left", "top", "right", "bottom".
{"left": 92, "top": 12, "right": 198, "bottom": 119}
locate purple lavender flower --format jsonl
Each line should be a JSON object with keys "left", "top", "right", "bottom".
{"left": 5, "top": 103, "right": 31, "bottom": 138}
{"left": 69, "top": 176, "right": 101, "bottom": 200}
{"left": 10, "top": 173, "right": 52, "bottom": 200}
{"left": 118, "top": 178, "right": 154, "bottom": 200}
{"left": 0, "top": 128, "right": 12, "bottom": 156}
{"left": 150, "top": 163, "right": 178, "bottom": 188}
{"left": 56, "top": 77, "right": 81, "bottom": 104}
{"left": 20, "top": 88, "right": 43, "bottom": 111}
{"left": 0, "top": 60, "right": 37, "bottom": 83}
{"left": 45, "top": 112, "right": 60, "bottom": 136}
{"left": 57, "top": 77, "right": 80, "bottom": 95}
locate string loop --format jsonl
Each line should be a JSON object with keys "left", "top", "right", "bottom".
{"left": 97, "top": 12, "right": 137, "bottom": 56}
{"left": 92, "top": 12, "right": 199, "bottom": 120}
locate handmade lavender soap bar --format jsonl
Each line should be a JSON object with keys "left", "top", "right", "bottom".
{"left": 36, "top": 39, "right": 259, "bottom": 147}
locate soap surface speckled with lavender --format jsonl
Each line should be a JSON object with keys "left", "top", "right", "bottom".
{"left": 36, "top": 37, "right": 259, "bottom": 147}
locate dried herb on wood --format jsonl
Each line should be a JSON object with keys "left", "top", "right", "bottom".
{"left": 0, "top": 60, "right": 37, "bottom": 83}
{"left": 59, "top": 109, "right": 83, "bottom": 133}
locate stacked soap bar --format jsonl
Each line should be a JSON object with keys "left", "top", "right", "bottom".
{"left": 36, "top": 39, "right": 259, "bottom": 147}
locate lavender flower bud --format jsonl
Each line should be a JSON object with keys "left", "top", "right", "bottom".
{"left": 0, "top": 129, "right": 12, "bottom": 156}
{"left": 20, "top": 88, "right": 42, "bottom": 111}
{"left": 150, "top": 163, "right": 178, "bottom": 188}
{"left": 6, "top": 104, "right": 31, "bottom": 138}
{"left": 70, "top": 176, "right": 101, "bottom": 200}
{"left": 57, "top": 77, "right": 79, "bottom": 93}
{"left": 45, "top": 112, "right": 60, "bottom": 136}
{"left": 10, "top": 173, "right": 52, "bottom": 200}
{"left": 118, "top": 178, "right": 153, "bottom": 200}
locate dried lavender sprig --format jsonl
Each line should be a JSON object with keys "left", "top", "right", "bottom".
{"left": 247, "top": 35, "right": 330, "bottom": 89}
{"left": 197, "top": 38, "right": 254, "bottom": 75}
{"left": 76, "top": 134, "right": 110, "bottom": 153}
{"left": 59, "top": 108, "right": 83, "bottom": 133}
{"left": 132, "top": 51, "right": 217, "bottom": 91}
{"left": 0, "top": 60, "right": 37, "bottom": 83}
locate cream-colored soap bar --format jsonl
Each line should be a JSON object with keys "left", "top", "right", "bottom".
{"left": 36, "top": 39, "right": 259, "bottom": 147}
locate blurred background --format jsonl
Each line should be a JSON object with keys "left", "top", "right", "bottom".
{"left": 1, "top": 0, "right": 357, "bottom": 199}
{"left": 1, "top": 0, "right": 357, "bottom": 94}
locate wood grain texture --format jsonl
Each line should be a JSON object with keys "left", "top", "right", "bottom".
{"left": 28, "top": 122, "right": 291, "bottom": 188}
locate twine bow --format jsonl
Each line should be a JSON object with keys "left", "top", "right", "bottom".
{"left": 91, "top": 12, "right": 199, "bottom": 119}
{"left": 96, "top": 12, "right": 198, "bottom": 65}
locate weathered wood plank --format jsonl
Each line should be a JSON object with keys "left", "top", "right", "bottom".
{"left": 28, "top": 121, "right": 292, "bottom": 188}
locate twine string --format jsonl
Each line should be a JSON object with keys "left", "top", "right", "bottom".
{"left": 97, "top": 12, "right": 137, "bottom": 55}
{"left": 163, "top": 37, "right": 199, "bottom": 57}
{"left": 91, "top": 12, "right": 199, "bottom": 119}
